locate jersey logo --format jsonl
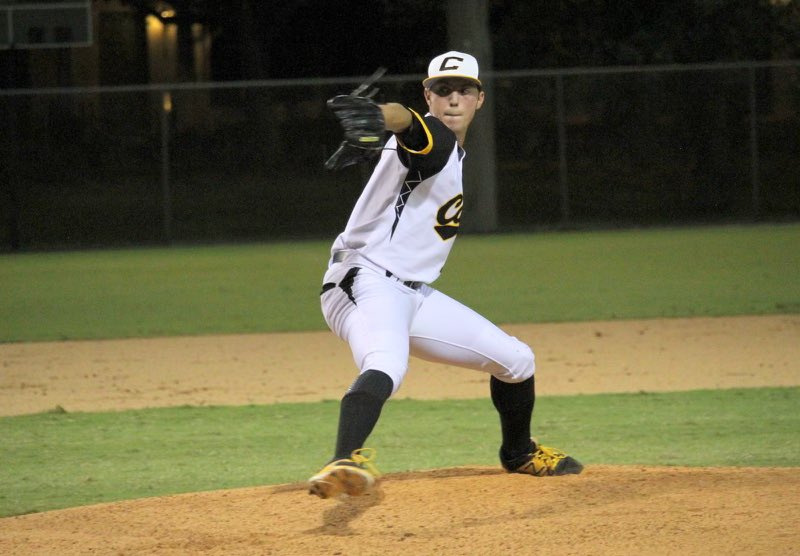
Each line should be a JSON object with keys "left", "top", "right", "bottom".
{"left": 435, "top": 194, "right": 462, "bottom": 240}
{"left": 440, "top": 56, "right": 464, "bottom": 71}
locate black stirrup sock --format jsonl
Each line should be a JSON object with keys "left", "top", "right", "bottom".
{"left": 490, "top": 375, "right": 535, "bottom": 459}
{"left": 333, "top": 369, "right": 394, "bottom": 461}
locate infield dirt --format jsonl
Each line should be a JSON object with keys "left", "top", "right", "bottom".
{"left": 1, "top": 314, "right": 799, "bottom": 555}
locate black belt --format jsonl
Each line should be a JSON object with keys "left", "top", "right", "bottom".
{"left": 330, "top": 252, "right": 422, "bottom": 290}
{"left": 384, "top": 270, "right": 423, "bottom": 290}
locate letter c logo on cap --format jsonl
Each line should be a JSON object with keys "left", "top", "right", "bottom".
{"left": 439, "top": 56, "right": 464, "bottom": 71}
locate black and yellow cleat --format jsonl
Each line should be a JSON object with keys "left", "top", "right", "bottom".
{"left": 501, "top": 440, "right": 583, "bottom": 477}
{"left": 308, "top": 448, "right": 380, "bottom": 499}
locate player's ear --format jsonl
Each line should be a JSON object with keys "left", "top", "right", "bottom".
{"left": 476, "top": 90, "right": 485, "bottom": 110}
{"left": 424, "top": 87, "right": 434, "bottom": 107}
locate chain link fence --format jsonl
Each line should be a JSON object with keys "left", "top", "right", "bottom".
{"left": 1, "top": 60, "right": 798, "bottom": 251}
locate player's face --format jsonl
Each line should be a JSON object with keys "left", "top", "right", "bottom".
{"left": 424, "top": 78, "right": 485, "bottom": 143}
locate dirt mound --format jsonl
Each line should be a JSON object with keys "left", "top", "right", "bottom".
{"left": 1, "top": 466, "right": 797, "bottom": 555}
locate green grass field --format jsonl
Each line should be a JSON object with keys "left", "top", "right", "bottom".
{"left": 1, "top": 223, "right": 798, "bottom": 342}
{"left": 1, "top": 223, "right": 798, "bottom": 517}
{"left": 1, "top": 388, "right": 797, "bottom": 517}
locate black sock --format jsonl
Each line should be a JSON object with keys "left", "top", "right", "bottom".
{"left": 490, "top": 375, "right": 535, "bottom": 460}
{"left": 332, "top": 369, "right": 394, "bottom": 461}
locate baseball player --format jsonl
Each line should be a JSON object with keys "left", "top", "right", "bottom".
{"left": 309, "top": 51, "right": 582, "bottom": 499}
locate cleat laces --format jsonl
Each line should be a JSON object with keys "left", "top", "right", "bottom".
{"left": 350, "top": 447, "right": 381, "bottom": 477}
{"left": 524, "top": 445, "right": 567, "bottom": 476}
{"left": 536, "top": 445, "right": 566, "bottom": 463}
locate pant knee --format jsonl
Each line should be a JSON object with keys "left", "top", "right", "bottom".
{"left": 493, "top": 340, "right": 535, "bottom": 383}
{"left": 360, "top": 354, "right": 407, "bottom": 394}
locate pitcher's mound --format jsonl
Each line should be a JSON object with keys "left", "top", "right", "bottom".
{"left": 2, "top": 465, "right": 798, "bottom": 555}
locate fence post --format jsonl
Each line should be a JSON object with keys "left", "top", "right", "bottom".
{"left": 748, "top": 66, "right": 761, "bottom": 219}
{"left": 2, "top": 96, "right": 21, "bottom": 251}
{"left": 160, "top": 90, "right": 173, "bottom": 243}
{"left": 447, "top": 0, "right": 498, "bottom": 232}
{"left": 555, "top": 73, "right": 570, "bottom": 225}
{"left": 2, "top": 48, "right": 22, "bottom": 251}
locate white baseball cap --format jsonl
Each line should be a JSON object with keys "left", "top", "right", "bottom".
{"left": 423, "top": 51, "right": 482, "bottom": 88}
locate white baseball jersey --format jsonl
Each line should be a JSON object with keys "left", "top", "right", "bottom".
{"left": 330, "top": 109, "right": 464, "bottom": 284}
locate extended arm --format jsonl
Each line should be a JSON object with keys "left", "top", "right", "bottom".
{"left": 380, "top": 103, "right": 413, "bottom": 134}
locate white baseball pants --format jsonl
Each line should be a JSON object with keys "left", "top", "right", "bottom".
{"left": 320, "top": 261, "right": 535, "bottom": 395}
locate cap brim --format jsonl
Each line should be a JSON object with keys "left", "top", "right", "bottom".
{"left": 423, "top": 74, "right": 482, "bottom": 87}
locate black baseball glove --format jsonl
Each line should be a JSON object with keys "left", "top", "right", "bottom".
{"left": 324, "top": 94, "right": 386, "bottom": 170}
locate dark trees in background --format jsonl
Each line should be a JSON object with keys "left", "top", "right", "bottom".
{"left": 491, "top": 0, "right": 800, "bottom": 69}
{"left": 116, "top": 0, "right": 800, "bottom": 82}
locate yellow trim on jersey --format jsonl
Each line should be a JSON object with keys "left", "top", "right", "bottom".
{"left": 397, "top": 108, "right": 433, "bottom": 155}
